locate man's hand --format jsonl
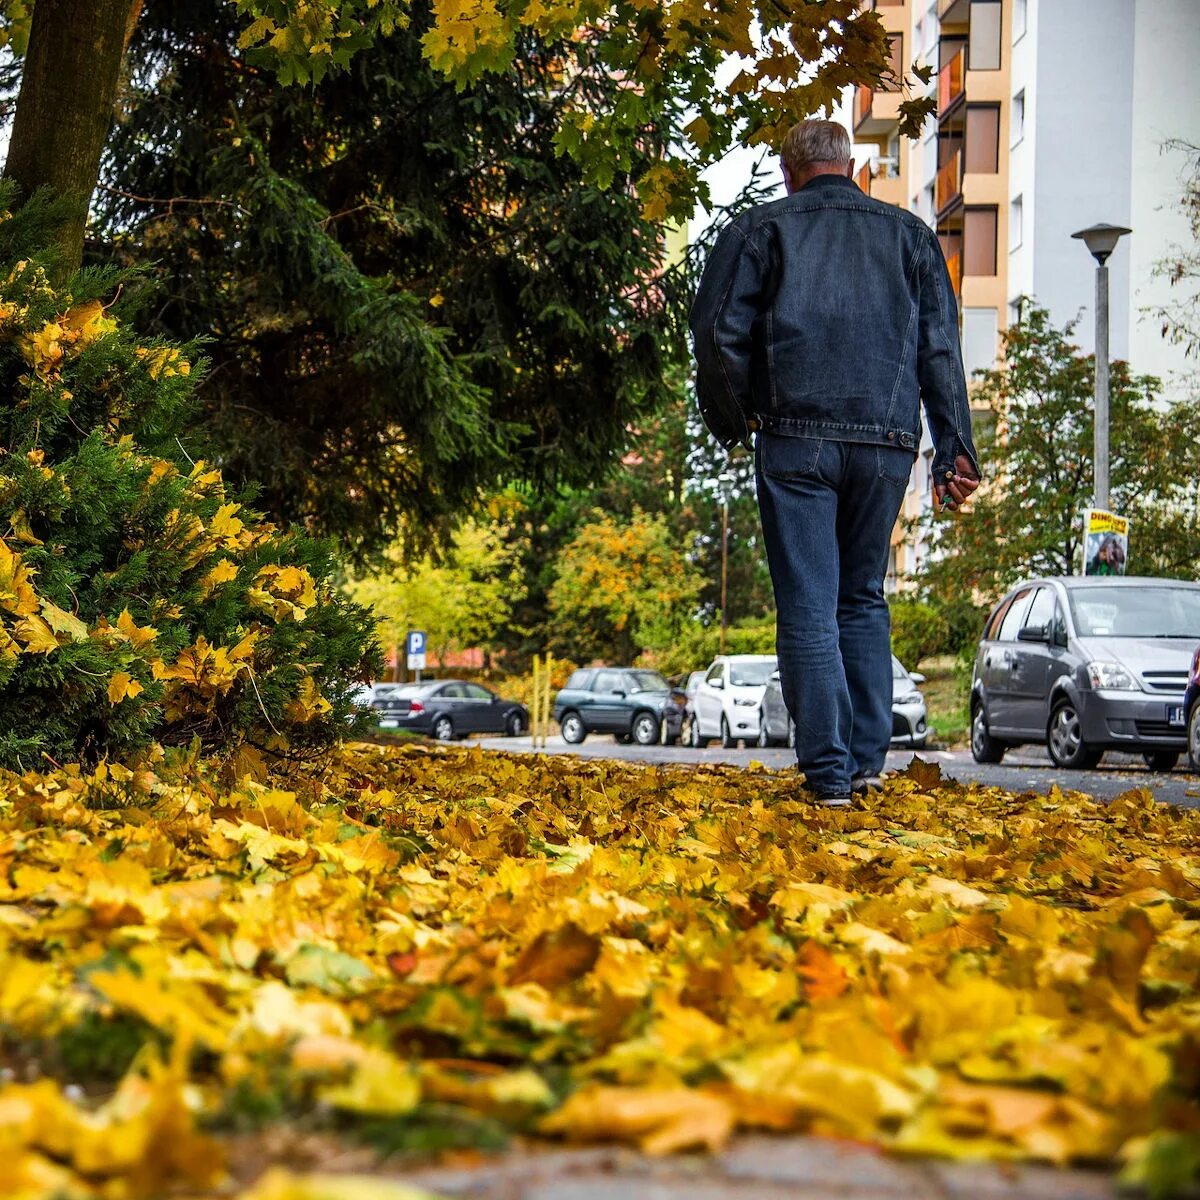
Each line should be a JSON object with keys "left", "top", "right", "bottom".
{"left": 933, "top": 454, "right": 981, "bottom": 511}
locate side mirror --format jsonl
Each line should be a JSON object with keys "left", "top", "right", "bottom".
{"left": 1017, "top": 623, "right": 1049, "bottom": 643}
{"left": 710, "top": 678, "right": 724, "bottom": 690}
{"left": 909, "top": 672, "right": 926, "bottom": 685}
{"left": 769, "top": 670, "right": 781, "bottom": 682}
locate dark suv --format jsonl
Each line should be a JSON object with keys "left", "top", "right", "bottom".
{"left": 553, "top": 668, "right": 685, "bottom": 746}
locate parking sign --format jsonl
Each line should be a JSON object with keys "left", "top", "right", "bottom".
{"left": 406, "top": 630, "right": 426, "bottom": 672}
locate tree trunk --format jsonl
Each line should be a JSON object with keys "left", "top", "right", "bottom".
{"left": 3, "top": 0, "right": 141, "bottom": 283}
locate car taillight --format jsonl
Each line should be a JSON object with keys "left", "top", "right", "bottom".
{"left": 409, "top": 700, "right": 424, "bottom": 714}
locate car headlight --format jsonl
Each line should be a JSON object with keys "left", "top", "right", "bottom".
{"left": 733, "top": 697, "right": 757, "bottom": 707}
{"left": 897, "top": 692, "right": 923, "bottom": 705}
{"left": 1086, "top": 660, "right": 1137, "bottom": 690}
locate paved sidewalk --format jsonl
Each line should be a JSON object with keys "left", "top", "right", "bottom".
{"left": 396, "top": 1136, "right": 1118, "bottom": 1199}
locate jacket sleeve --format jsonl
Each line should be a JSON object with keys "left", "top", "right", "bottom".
{"left": 916, "top": 229, "right": 981, "bottom": 481}
{"left": 689, "top": 220, "right": 769, "bottom": 451}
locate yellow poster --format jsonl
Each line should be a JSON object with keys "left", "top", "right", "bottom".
{"left": 1082, "top": 508, "right": 1130, "bottom": 576}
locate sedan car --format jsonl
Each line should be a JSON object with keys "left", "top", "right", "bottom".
{"left": 757, "top": 657, "right": 928, "bottom": 749}
{"left": 553, "top": 667, "right": 685, "bottom": 745}
{"left": 372, "top": 679, "right": 527, "bottom": 740}
{"left": 970, "top": 576, "right": 1200, "bottom": 770}
{"left": 688, "top": 654, "right": 777, "bottom": 748}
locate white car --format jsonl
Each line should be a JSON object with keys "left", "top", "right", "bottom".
{"left": 687, "top": 654, "right": 778, "bottom": 748}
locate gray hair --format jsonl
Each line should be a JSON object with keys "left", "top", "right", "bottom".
{"left": 781, "top": 120, "right": 852, "bottom": 177}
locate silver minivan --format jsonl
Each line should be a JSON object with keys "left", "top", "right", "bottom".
{"left": 971, "top": 576, "right": 1200, "bottom": 771}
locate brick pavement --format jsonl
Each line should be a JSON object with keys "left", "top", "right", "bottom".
{"left": 395, "top": 1135, "right": 1118, "bottom": 1199}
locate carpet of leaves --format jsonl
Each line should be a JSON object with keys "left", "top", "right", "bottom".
{"left": 1, "top": 743, "right": 1198, "bottom": 1199}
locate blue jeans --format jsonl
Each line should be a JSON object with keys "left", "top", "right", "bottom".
{"left": 756, "top": 434, "right": 912, "bottom": 795}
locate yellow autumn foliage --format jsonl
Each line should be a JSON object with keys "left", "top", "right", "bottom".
{"left": 0, "top": 745, "right": 1196, "bottom": 1196}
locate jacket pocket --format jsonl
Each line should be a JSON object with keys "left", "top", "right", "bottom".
{"left": 761, "top": 434, "right": 824, "bottom": 482}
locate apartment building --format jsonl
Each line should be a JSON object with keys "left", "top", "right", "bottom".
{"left": 853, "top": 0, "right": 1200, "bottom": 586}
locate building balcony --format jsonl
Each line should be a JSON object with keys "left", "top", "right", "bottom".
{"left": 854, "top": 85, "right": 903, "bottom": 142}
{"left": 945, "top": 250, "right": 962, "bottom": 302}
{"left": 853, "top": 83, "right": 874, "bottom": 130}
{"left": 938, "top": 0, "right": 970, "bottom": 25}
{"left": 935, "top": 149, "right": 963, "bottom": 216}
{"left": 937, "top": 48, "right": 966, "bottom": 119}
{"left": 855, "top": 161, "right": 873, "bottom": 194}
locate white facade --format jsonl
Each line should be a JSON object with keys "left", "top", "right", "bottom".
{"left": 1007, "top": 0, "right": 1199, "bottom": 396}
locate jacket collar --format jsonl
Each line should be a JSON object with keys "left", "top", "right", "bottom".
{"left": 799, "top": 174, "right": 859, "bottom": 192}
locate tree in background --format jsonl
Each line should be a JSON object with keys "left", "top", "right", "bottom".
{"left": 346, "top": 499, "right": 527, "bottom": 670}
{"left": 1151, "top": 140, "right": 1200, "bottom": 366}
{"left": 95, "top": 1, "right": 689, "bottom": 558}
{"left": 0, "top": 0, "right": 926, "bottom": 276}
{"left": 919, "top": 305, "right": 1200, "bottom": 609}
{"left": 547, "top": 510, "right": 704, "bottom": 664}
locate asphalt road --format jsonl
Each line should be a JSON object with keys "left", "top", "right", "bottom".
{"left": 476, "top": 735, "right": 1200, "bottom": 808}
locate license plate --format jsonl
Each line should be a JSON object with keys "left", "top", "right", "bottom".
{"left": 379, "top": 718, "right": 399, "bottom": 729}
{"left": 1167, "top": 706, "right": 1185, "bottom": 727}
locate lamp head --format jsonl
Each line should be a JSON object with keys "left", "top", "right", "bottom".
{"left": 1071, "top": 222, "right": 1132, "bottom": 265}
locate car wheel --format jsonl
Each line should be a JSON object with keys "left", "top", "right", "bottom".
{"left": 504, "top": 710, "right": 525, "bottom": 737}
{"left": 1190, "top": 704, "right": 1200, "bottom": 771}
{"left": 432, "top": 715, "right": 455, "bottom": 741}
{"left": 720, "top": 715, "right": 736, "bottom": 749}
{"left": 970, "top": 702, "right": 1006, "bottom": 764}
{"left": 756, "top": 714, "right": 776, "bottom": 749}
{"left": 632, "top": 712, "right": 660, "bottom": 746}
{"left": 614, "top": 733, "right": 633, "bottom": 745}
{"left": 1143, "top": 750, "right": 1179, "bottom": 772}
{"left": 687, "top": 719, "right": 709, "bottom": 749}
{"left": 787, "top": 719, "right": 796, "bottom": 750}
{"left": 1047, "top": 699, "right": 1102, "bottom": 770}
{"left": 560, "top": 712, "right": 586, "bottom": 744}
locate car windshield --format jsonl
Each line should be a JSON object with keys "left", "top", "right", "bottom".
{"left": 627, "top": 670, "right": 669, "bottom": 693}
{"left": 729, "top": 660, "right": 777, "bottom": 686}
{"left": 1069, "top": 586, "right": 1200, "bottom": 638}
{"left": 891, "top": 658, "right": 907, "bottom": 679}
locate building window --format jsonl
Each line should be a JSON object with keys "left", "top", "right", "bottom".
{"left": 884, "top": 32, "right": 904, "bottom": 90}
{"left": 1013, "top": 0, "right": 1028, "bottom": 41}
{"left": 1009, "top": 195, "right": 1024, "bottom": 250}
{"left": 964, "top": 104, "right": 1000, "bottom": 174}
{"left": 1011, "top": 89, "right": 1025, "bottom": 145}
{"left": 969, "top": 0, "right": 1002, "bottom": 70}
{"left": 963, "top": 308, "right": 998, "bottom": 378}
{"left": 964, "top": 207, "right": 998, "bottom": 276}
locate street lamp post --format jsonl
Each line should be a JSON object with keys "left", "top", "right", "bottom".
{"left": 1071, "top": 222, "right": 1131, "bottom": 510}
{"left": 717, "top": 472, "right": 733, "bottom": 654}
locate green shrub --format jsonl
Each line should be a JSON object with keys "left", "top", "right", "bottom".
{"left": 0, "top": 194, "right": 379, "bottom": 770}
{"left": 645, "top": 619, "right": 776, "bottom": 678}
{"left": 890, "top": 593, "right": 988, "bottom": 671}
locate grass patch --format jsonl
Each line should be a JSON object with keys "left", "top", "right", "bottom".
{"left": 918, "top": 653, "right": 971, "bottom": 748}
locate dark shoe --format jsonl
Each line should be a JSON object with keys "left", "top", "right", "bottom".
{"left": 851, "top": 774, "right": 883, "bottom": 795}
{"left": 813, "top": 792, "right": 853, "bottom": 808}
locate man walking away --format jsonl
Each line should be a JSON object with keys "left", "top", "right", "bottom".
{"left": 689, "top": 119, "right": 980, "bottom": 806}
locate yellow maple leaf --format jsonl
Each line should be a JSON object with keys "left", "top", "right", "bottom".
{"left": 14, "top": 613, "right": 58, "bottom": 654}
{"left": 115, "top": 607, "right": 159, "bottom": 649}
{"left": 107, "top": 671, "right": 144, "bottom": 704}
{"left": 284, "top": 675, "right": 332, "bottom": 723}
{"left": 39, "top": 600, "right": 88, "bottom": 642}
{"left": 0, "top": 540, "right": 39, "bottom": 616}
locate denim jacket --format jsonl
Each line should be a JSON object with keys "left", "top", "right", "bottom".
{"left": 690, "top": 175, "right": 979, "bottom": 482}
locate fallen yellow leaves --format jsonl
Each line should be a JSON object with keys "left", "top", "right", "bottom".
{"left": 0, "top": 745, "right": 1196, "bottom": 1198}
